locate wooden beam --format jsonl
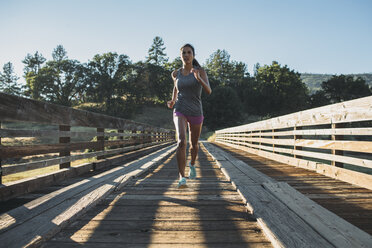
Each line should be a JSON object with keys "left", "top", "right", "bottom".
{"left": 224, "top": 128, "right": 372, "bottom": 137}
{"left": 294, "top": 126, "right": 302, "bottom": 159}
{"left": 216, "top": 96, "right": 372, "bottom": 133}
{"left": 216, "top": 140, "right": 372, "bottom": 190}
{"left": 59, "top": 125, "right": 70, "bottom": 169}
{"left": 2, "top": 142, "right": 168, "bottom": 176}
{"left": 96, "top": 128, "right": 104, "bottom": 160}
{"left": 331, "top": 123, "right": 344, "bottom": 168}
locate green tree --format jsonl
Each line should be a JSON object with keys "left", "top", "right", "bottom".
{"left": 255, "top": 61, "right": 309, "bottom": 116}
{"left": 204, "top": 49, "right": 233, "bottom": 88}
{"left": 24, "top": 45, "right": 86, "bottom": 106}
{"left": 203, "top": 86, "right": 243, "bottom": 130}
{"left": 309, "top": 90, "right": 330, "bottom": 108}
{"left": 146, "top": 36, "right": 168, "bottom": 66}
{"left": 165, "top": 56, "right": 182, "bottom": 72}
{"left": 0, "top": 62, "right": 21, "bottom": 95}
{"left": 22, "top": 51, "right": 46, "bottom": 74}
{"left": 320, "top": 75, "right": 371, "bottom": 103}
{"left": 84, "top": 52, "right": 135, "bottom": 117}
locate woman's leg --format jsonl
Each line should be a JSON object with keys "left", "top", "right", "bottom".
{"left": 189, "top": 122, "right": 203, "bottom": 165}
{"left": 173, "top": 114, "right": 188, "bottom": 179}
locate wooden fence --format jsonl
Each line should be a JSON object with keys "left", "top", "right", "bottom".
{"left": 215, "top": 96, "right": 372, "bottom": 189}
{"left": 0, "top": 93, "right": 175, "bottom": 200}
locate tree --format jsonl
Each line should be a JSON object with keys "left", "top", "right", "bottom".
{"left": 84, "top": 52, "right": 136, "bottom": 117}
{"left": 24, "top": 45, "right": 86, "bottom": 106}
{"left": 0, "top": 62, "right": 21, "bottom": 95}
{"left": 320, "top": 75, "right": 371, "bottom": 103}
{"left": 203, "top": 86, "right": 243, "bottom": 130}
{"left": 254, "top": 61, "right": 309, "bottom": 116}
{"left": 165, "top": 56, "right": 182, "bottom": 72}
{"left": 22, "top": 51, "right": 46, "bottom": 74}
{"left": 52, "top": 45, "right": 68, "bottom": 62}
{"left": 146, "top": 36, "right": 168, "bottom": 66}
{"left": 204, "top": 49, "right": 233, "bottom": 88}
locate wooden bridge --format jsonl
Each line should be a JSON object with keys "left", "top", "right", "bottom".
{"left": 1, "top": 93, "right": 372, "bottom": 247}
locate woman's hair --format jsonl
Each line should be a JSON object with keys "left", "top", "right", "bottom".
{"left": 181, "top": 43, "right": 201, "bottom": 68}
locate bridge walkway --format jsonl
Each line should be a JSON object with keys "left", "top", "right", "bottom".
{"left": 45, "top": 144, "right": 272, "bottom": 247}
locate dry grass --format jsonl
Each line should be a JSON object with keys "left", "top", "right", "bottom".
{"left": 2, "top": 157, "right": 97, "bottom": 184}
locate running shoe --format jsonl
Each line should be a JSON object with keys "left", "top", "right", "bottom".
{"left": 188, "top": 162, "right": 196, "bottom": 179}
{"left": 177, "top": 177, "right": 187, "bottom": 188}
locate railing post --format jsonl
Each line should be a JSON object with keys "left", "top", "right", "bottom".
{"left": 332, "top": 123, "right": 344, "bottom": 168}
{"left": 118, "top": 129, "right": 124, "bottom": 149}
{"left": 132, "top": 130, "right": 137, "bottom": 145}
{"left": 259, "top": 130, "right": 262, "bottom": 150}
{"left": 272, "top": 129, "right": 275, "bottom": 153}
{"left": 294, "top": 126, "right": 302, "bottom": 159}
{"left": 59, "top": 125, "right": 71, "bottom": 169}
{"left": 97, "top": 128, "right": 105, "bottom": 160}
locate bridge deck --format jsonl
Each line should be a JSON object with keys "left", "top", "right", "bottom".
{"left": 213, "top": 142, "right": 372, "bottom": 236}
{"left": 45, "top": 145, "right": 272, "bottom": 247}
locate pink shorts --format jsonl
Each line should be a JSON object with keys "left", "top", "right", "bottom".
{"left": 174, "top": 111, "right": 204, "bottom": 125}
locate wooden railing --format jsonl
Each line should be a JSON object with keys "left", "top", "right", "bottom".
{"left": 0, "top": 93, "right": 175, "bottom": 200}
{"left": 215, "top": 96, "right": 372, "bottom": 189}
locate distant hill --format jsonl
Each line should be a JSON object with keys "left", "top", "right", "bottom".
{"left": 300, "top": 73, "right": 372, "bottom": 93}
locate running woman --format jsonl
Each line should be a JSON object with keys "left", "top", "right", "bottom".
{"left": 167, "top": 44, "right": 212, "bottom": 188}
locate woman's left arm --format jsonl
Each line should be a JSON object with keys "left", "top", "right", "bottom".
{"left": 193, "top": 68, "right": 212, "bottom": 95}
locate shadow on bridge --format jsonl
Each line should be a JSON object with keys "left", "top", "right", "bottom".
{"left": 46, "top": 145, "right": 270, "bottom": 247}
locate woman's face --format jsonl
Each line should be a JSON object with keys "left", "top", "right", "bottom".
{"left": 181, "top": 46, "right": 194, "bottom": 65}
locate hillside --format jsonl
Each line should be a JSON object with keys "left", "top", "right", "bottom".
{"left": 300, "top": 73, "right": 372, "bottom": 93}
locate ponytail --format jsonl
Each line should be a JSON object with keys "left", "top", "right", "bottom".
{"left": 192, "top": 58, "right": 201, "bottom": 69}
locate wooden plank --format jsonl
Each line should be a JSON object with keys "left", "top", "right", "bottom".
{"left": 0, "top": 139, "right": 155, "bottom": 159}
{"left": 2, "top": 141, "right": 171, "bottom": 175}
{"left": 218, "top": 138, "right": 372, "bottom": 170}
{"left": 264, "top": 182, "right": 372, "bottom": 247}
{"left": 203, "top": 142, "right": 273, "bottom": 184}
{"left": 62, "top": 219, "right": 258, "bottom": 231}
{"left": 223, "top": 128, "right": 372, "bottom": 137}
{"left": 0, "top": 128, "right": 163, "bottom": 139}
{"left": 45, "top": 242, "right": 271, "bottom": 248}
{"left": 216, "top": 141, "right": 372, "bottom": 191}
{"left": 238, "top": 184, "right": 332, "bottom": 248}
{"left": 50, "top": 229, "right": 269, "bottom": 244}
{"left": 216, "top": 95, "right": 372, "bottom": 133}
{"left": 0, "top": 92, "right": 171, "bottom": 133}
{"left": 59, "top": 125, "right": 70, "bottom": 169}
{"left": 0, "top": 144, "right": 177, "bottom": 248}
{"left": 222, "top": 136, "right": 372, "bottom": 154}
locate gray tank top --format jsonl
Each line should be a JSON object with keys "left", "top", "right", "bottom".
{"left": 174, "top": 69, "right": 203, "bottom": 116}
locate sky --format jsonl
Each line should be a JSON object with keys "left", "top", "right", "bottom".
{"left": 1, "top": 0, "right": 372, "bottom": 84}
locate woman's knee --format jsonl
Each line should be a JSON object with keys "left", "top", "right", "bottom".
{"left": 177, "top": 138, "right": 187, "bottom": 149}
{"left": 190, "top": 141, "right": 199, "bottom": 151}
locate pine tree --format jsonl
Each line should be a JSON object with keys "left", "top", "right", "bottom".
{"left": 0, "top": 62, "right": 21, "bottom": 95}
{"left": 146, "top": 36, "right": 168, "bottom": 66}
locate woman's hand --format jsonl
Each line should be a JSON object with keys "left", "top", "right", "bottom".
{"left": 167, "top": 100, "right": 175, "bottom": 109}
{"left": 191, "top": 68, "right": 201, "bottom": 82}
{"left": 191, "top": 68, "right": 212, "bottom": 95}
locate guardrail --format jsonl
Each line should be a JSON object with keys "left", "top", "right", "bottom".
{"left": 215, "top": 96, "right": 372, "bottom": 189}
{"left": 0, "top": 93, "right": 175, "bottom": 200}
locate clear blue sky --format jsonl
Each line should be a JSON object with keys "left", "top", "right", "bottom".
{"left": 1, "top": 0, "right": 371, "bottom": 83}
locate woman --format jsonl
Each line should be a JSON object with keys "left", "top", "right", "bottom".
{"left": 167, "top": 44, "right": 212, "bottom": 188}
